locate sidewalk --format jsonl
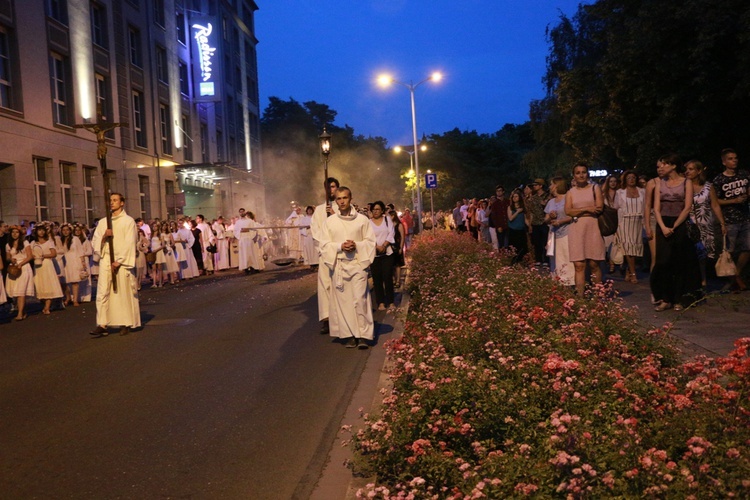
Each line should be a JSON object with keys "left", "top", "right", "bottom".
{"left": 609, "top": 270, "right": 749, "bottom": 358}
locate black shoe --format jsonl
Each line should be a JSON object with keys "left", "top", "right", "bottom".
{"left": 90, "top": 326, "right": 109, "bottom": 338}
{"left": 320, "top": 320, "right": 330, "bottom": 335}
{"left": 345, "top": 337, "right": 357, "bottom": 348}
{"left": 357, "top": 339, "right": 369, "bottom": 350}
{"left": 119, "top": 326, "right": 130, "bottom": 336}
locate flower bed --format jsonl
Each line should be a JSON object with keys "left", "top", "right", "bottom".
{"left": 352, "top": 231, "right": 749, "bottom": 498}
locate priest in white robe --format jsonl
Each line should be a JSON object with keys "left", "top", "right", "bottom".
{"left": 90, "top": 193, "right": 141, "bottom": 337}
{"left": 310, "top": 177, "right": 340, "bottom": 334}
{"left": 321, "top": 187, "right": 376, "bottom": 348}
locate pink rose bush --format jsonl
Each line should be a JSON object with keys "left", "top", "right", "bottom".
{"left": 353, "top": 231, "right": 750, "bottom": 498}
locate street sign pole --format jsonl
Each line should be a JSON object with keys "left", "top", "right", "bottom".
{"left": 430, "top": 188, "right": 435, "bottom": 229}
{"left": 424, "top": 173, "right": 438, "bottom": 230}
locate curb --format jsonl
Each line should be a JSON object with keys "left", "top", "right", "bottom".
{"left": 309, "top": 291, "right": 409, "bottom": 500}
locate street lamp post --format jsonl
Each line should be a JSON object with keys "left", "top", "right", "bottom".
{"left": 319, "top": 126, "right": 331, "bottom": 210}
{"left": 378, "top": 72, "right": 442, "bottom": 233}
{"left": 394, "top": 144, "right": 426, "bottom": 213}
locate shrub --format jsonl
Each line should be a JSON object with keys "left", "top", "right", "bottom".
{"left": 352, "top": 231, "right": 750, "bottom": 498}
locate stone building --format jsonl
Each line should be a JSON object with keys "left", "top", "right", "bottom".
{"left": 0, "top": 0, "right": 264, "bottom": 225}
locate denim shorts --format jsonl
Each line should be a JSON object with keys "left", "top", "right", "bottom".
{"left": 726, "top": 220, "right": 750, "bottom": 253}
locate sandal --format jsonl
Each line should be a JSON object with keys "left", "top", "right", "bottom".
{"left": 42, "top": 309, "right": 51, "bottom": 315}
{"left": 654, "top": 302, "right": 672, "bottom": 312}
{"left": 673, "top": 304, "right": 684, "bottom": 311}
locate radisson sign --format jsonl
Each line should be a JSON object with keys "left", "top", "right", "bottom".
{"left": 191, "top": 17, "right": 222, "bottom": 102}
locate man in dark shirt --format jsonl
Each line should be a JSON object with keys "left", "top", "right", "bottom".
{"left": 488, "top": 185, "right": 510, "bottom": 249}
{"left": 712, "top": 148, "right": 749, "bottom": 290}
{"left": 528, "top": 178, "right": 550, "bottom": 266}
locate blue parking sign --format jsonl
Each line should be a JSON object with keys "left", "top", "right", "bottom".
{"left": 425, "top": 173, "right": 438, "bottom": 189}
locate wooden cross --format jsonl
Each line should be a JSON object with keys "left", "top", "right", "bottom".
{"left": 74, "top": 106, "right": 128, "bottom": 292}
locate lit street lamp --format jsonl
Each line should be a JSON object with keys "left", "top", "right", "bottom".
{"left": 378, "top": 72, "right": 442, "bottom": 233}
{"left": 319, "top": 126, "right": 331, "bottom": 208}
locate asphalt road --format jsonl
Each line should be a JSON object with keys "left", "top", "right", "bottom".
{"left": 0, "top": 267, "right": 380, "bottom": 499}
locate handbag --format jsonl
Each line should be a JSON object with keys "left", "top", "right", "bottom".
{"left": 545, "top": 228, "right": 555, "bottom": 257}
{"left": 686, "top": 218, "right": 701, "bottom": 243}
{"left": 715, "top": 236, "right": 737, "bottom": 277}
{"left": 595, "top": 186, "right": 618, "bottom": 237}
{"left": 610, "top": 238, "right": 624, "bottom": 265}
{"left": 206, "top": 244, "right": 217, "bottom": 253}
{"left": 145, "top": 251, "right": 157, "bottom": 264}
{"left": 7, "top": 263, "right": 21, "bottom": 280}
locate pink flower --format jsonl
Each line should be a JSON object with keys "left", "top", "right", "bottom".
{"left": 727, "top": 448, "right": 741, "bottom": 458}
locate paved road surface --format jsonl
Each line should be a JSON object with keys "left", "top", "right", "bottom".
{"left": 0, "top": 267, "right": 394, "bottom": 499}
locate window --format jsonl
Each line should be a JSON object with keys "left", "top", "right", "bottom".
{"left": 176, "top": 11, "right": 186, "bottom": 45}
{"left": 216, "top": 130, "right": 223, "bottom": 161}
{"left": 182, "top": 114, "right": 192, "bottom": 161}
{"left": 50, "top": 53, "right": 71, "bottom": 126}
{"left": 95, "top": 74, "right": 114, "bottom": 138}
{"left": 200, "top": 122, "right": 208, "bottom": 163}
{"left": 153, "top": 0, "right": 165, "bottom": 28}
{"left": 138, "top": 175, "right": 150, "bottom": 219}
{"left": 178, "top": 61, "right": 189, "bottom": 95}
{"left": 155, "top": 45, "right": 168, "bottom": 83}
{"left": 132, "top": 90, "right": 147, "bottom": 148}
{"left": 90, "top": 2, "right": 107, "bottom": 48}
{"left": 60, "top": 161, "right": 74, "bottom": 223}
{"left": 83, "top": 166, "right": 96, "bottom": 225}
{"left": 159, "top": 103, "right": 172, "bottom": 155}
{"left": 128, "top": 26, "right": 142, "bottom": 67}
{"left": 0, "top": 27, "right": 17, "bottom": 110}
{"left": 34, "top": 158, "right": 50, "bottom": 221}
{"left": 47, "top": 0, "right": 68, "bottom": 24}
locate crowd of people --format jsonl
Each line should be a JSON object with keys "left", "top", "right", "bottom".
{"left": 3, "top": 149, "right": 746, "bottom": 339}
{"left": 426, "top": 148, "right": 748, "bottom": 311}
{"left": 0, "top": 186, "right": 411, "bottom": 335}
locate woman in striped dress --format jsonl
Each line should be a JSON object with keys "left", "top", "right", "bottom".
{"left": 615, "top": 170, "right": 645, "bottom": 283}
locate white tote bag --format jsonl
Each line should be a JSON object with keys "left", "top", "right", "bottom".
{"left": 715, "top": 236, "right": 737, "bottom": 277}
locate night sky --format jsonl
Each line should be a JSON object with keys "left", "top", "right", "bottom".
{"left": 255, "top": 0, "right": 589, "bottom": 146}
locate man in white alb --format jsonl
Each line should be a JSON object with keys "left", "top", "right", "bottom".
{"left": 195, "top": 214, "right": 214, "bottom": 274}
{"left": 310, "top": 177, "right": 340, "bottom": 334}
{"left": 320, "top": 186, "right": 376, "bottom": 349}
{"left": 90, "top": 193, "right": 141, "bottom": 337}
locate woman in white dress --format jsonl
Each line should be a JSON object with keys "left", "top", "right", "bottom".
{"left": 161, "top": 222, "right": 180, "bottom": 285}
{"left": 51, "top": 222, "right": 68, "bottom": 306}
{"left": 5, "top": 226, "right": 34, "bottom": 320}
{"left": 544, "top": 177, "right": 575, "bottom": 286}
{"left": 212, "top": 217, "right": 230, "bottom": 271}
{"left": 150, "top": 224, "right": 166, "bottom": 287}
{"left": 60, "top": 223, "right": 86, "bottom": 306}
{"left": 136, "top": 228, "right": 149, "bottom": 290}
{"left": 78, "top": 225, "right": 94, "bottom": 302}
{"left": 178, "top": 220, "right": 199, "bottom": 279}
{"left": 31, "top": 224, "right": 64, "bottom": 315}
{"left": 299, "top": 206, "right": 317, "bottom": 266}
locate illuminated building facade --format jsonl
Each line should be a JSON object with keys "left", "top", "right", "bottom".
{"left": 0, "top": 0, "right": 264, "bottom": 225}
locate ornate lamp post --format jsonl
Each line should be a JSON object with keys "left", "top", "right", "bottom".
{"left": 319, "top": 126, "right": 332, "bottom": 209}
{"left": 378, "top": 72, "right": 442, "bottom": 233}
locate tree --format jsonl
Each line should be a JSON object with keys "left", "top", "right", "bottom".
{"left": 529, "top": 0, "right": 750, "bottom": 174}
